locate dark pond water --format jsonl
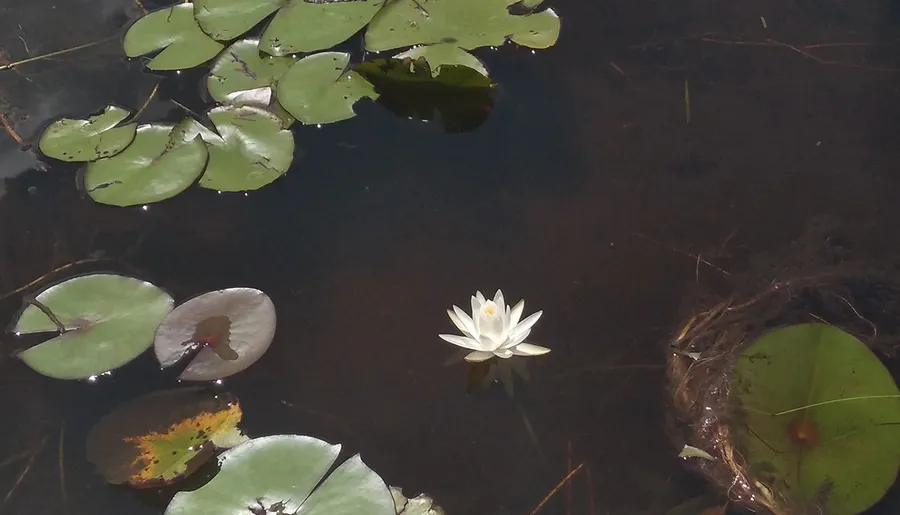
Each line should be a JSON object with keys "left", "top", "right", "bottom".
{"left": 2, "top": 0, "right": 900, "bottom": 514}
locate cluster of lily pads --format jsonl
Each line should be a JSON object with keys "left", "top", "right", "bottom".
{"left": 7, "top": 272, "right": 443, "bottom": 513}
{"left": 37, "top": 0, "right": 560, "bottom": 206}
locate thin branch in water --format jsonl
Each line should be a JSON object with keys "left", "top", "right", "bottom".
{"left": 697, "top": 36, "right": 900, "bottom": 73}
{"left": 0, "top": 257, "right": 111, "bottom": 300}
{"left": 0, "top": 36, "right": 119, "bottom": 71}
{"left": 0, "top": 450, "right": 31, "bottom": 470}
{"left": 518, "top": 403, "right": 545, "bottom": 463}
{"left": 585, "top": 464, "right": 596, "bottom": 515}
{"left": 58, "top": 421, "right": 68, "bottom": 512}
{"left": 634, "top": 232, "right": 731, "bottom": 276}
{"left": 132, "top": 0, "right": 148, "bottom": 14}
{"left": 26, "top": 297, "right": 66, "bottom": 334}
{"left": 0, "top": 112, "right": 23, "bottom": 145}
{"left": 527, "top": 462, "right": 585, "bottom": 515}
{"left": 2, "top": 436, "right": 46, "bottom": 506}
{"left": 565, "top": 441, "right": 573, "bottom": 515}
{"left": 130, "top": 80, "right": 160, "bottom": 122}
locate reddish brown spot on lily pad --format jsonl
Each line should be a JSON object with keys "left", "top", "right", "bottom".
{"left": 192, "top": 315, "right": 239, "bottom": 361}
{"left": 787, "top": 414, "right": 819, "bottom": 447}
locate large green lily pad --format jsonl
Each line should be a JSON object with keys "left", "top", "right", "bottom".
{"left": 195, "top": 0, "right": 385, "bottom": 56}
{"left": 276, "top": 52, "right": 378, "bottom": 125}
{"left": 83, "top": 123, "right": 209, "bottom": 206}
{"left": 164, "top": 434, "right": 395, "bottom": 515}
{"left": 124, "top": 4, "right": 224, "bottom": 71}
{"left": 174, "top": 108, "right": 293, "bottom": 192}
{"left": 731, "top": 323, "right": 900, "bottom": 515}
{"left": 206, "top": 39, "right": 297, "bottom": 105}
{"left": 38, "top": 106, "right": 136, "bottom": 162}
{"left": 86, "top": 388, "right": 247, "bottom": 488}
{"left": 364, "top": 0, "right": 561, "bottom": 52}
{"left": 11, "top": 274, "right": 174, "bottom": 380}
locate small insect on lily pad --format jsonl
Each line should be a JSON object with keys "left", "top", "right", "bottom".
{"left": 154, "top": 288, "right": 276, "bottom": 381}
{"left": 730, "top": 323, "right": 900, "bottom": 515}
{"left": 164, "top": 434, "right": 395, "bottom": 515}
{"left": 82, "top": 123, "right": 209, "bottom": 207}
{"left": 86, "top": 387, "right": 248, "bottom": 488}
{"left": 276, "top": 52, "right": 379, "bottom": 125}
{"left": 38, "top": 105, "right": 136, "bottom": 162}
{"left": 364, "top": 0, "right": 561, "bottom": 52}
{"left": 173, "top": 107, "right": 294, "bottom": 192}
{"left": 124, "top": 4, "right": 224, "bottom": 71}
{"left": 10, "top": 273, "right": 174, "bottom": 380}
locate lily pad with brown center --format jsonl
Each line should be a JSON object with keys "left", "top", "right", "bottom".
{"left": 10, "top": 273, "right": 174, "bottom": 380}
{"left": 153, "top": 288, "right": 276, "bottom": 381}
{"left": 86, "top": 387, "right": 248, "bottom": 488}
{"left": 730, "top": 323, "right": 900, "bottom": 515}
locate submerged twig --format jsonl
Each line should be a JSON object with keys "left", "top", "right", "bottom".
{"left": 527, "top": 462, "right": 585, "bottom": 515}
{"left": 130, "top": 80, "right": 160, "bottom": 122}
{"left": 0, "top": 112, "right": 23, "bottom": 145}
{"left": 26, "top": 297, "right": 66, "bottom": 334}
{"left": 58, "top": 422, "right": 67, "bottom": 512}
{"left": 0, "top": 257, "right": 112, "bottom": 301}
{"left": 2, "top": 436, "right": 46, "bottom": 507}
{"left": 0, "top": 36, "right": 118, "bottom": 71}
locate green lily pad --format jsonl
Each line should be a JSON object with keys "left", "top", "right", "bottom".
{"left": 83, "top": 123, "right": 209, "bottom": 206}
{"left": 164, "top": 434, "right": 395, "bottom": 515}
{"left": 38, "top": 106, "right": 136, "bottom": 162}
{"left": 206, "top": 39, "right": 296, "bottom": 104}
{"left": 276, "top": 52, "right": 378, "bottom": 125}
{"left": 355, "top": 45, "right": 493, "bottom": 132}
{"left": 86, "top": 388, "right": 248, "bottom": 488}
{"left": 731, "top": 323, "right": 900, "bottom": 515}
{"left": 174, "top": 108, "right": 293, "bottom": 192}
{"left": 364, "top": 0, "right": 561, "bottom": 52}
{"left": 395, "top": 44, "right": 491, "bottom": 81}
{"left": 357, "top": 44, "right": 493, "bottom": 88}
{"left": 194, "top": 0, "right": 384, "bottom": 56}
{"left": 11, "top": 273, "right": 174, "bottom": 380}
{"left": 391, "top": 487, "right": 446, "bottom": 515}
{"left": 124, "top": 4, "right": 224, "bottom": 71}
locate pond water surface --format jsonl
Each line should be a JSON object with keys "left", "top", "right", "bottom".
{"left": 1, "top": 0, "right": 900, "bottom": 514}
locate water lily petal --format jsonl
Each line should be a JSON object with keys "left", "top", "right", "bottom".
{"left": 493, "top": 290, "right": 505, "bottom": 310}
{"left": 464, "top": 350, "right": 494, "bottom": 362}
{"left": 478, "top": 300, "right": 505, "bottom": 348}
{"left": 471, "top": 293, "right": 484, "bottom": 334}
{"left": 449, "top": 307, "right": 477, "bottom": 337}
{"left": 439, "top": 334, "right": 484, "bottom": 351}
{"left": 495, "top": 348, "right": 514, "bottom": 359}
{"left": 501, "top": 328, "right": 531, "bottom": 349}
{"left": 511, "top": 343, "right": 551, "bottom": 356}
{"left": 508, "top": 310, "right": 542, "bottom": 341}
{"left": 509, "top": 299, "right": 524, "bottom": 328}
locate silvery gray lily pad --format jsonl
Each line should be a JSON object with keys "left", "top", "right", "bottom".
{"left": 153, "top": 287, "right": 276, "bottom": 381}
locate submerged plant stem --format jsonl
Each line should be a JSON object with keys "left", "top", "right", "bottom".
{"left": 0, "top": 258, "right": 112, "bottom": 301}
{"left": 527, "top": 462, "right": 585, "bottom": 515}
{"left": 130, "top": 81, "right": 160, "bottom": 123}
{"left": 2, "top": 436, "right": 45, "bottom": 506}
{"left": 0, "top": 36, "right": 118, "bottom": 71}
{"left": 0, "top": 112, "right": 23, "bottom": 145}
{"left": 26, "top": 298, "right": 66, "bottom": 334}
{"left": 58, "top": 422, "right": 67, "bottom": 511}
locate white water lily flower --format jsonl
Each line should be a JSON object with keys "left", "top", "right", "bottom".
{"left": 439, "top": 290, "right": 551, "bottom": 363}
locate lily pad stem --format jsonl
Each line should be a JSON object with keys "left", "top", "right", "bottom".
{"left": 26, "top": 297, "right": 67, "bottom": 334}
